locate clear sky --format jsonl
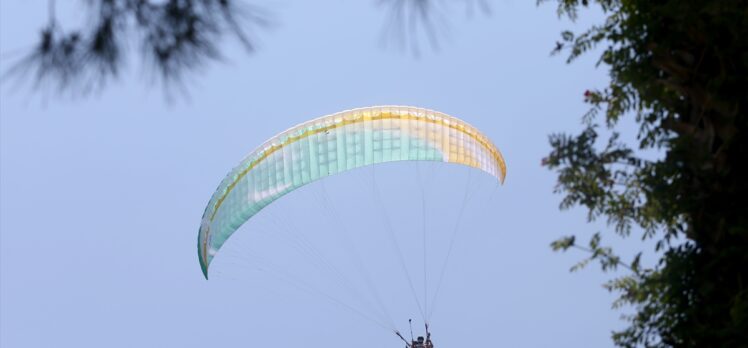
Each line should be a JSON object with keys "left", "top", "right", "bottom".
{"left": 1, "top": 1, "right": 641, "bottom": 347}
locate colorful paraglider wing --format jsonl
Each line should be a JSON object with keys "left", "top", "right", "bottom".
{"left": 198, "top": 106, "right": 506, "bottom": 278}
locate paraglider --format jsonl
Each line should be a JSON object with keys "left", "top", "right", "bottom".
{"left": 198, "top": 105, "right": 506, "bottom": 278}
{"left": 197, "top": 105, "right": 506, "bottom": 345}
{"left": 397, "top": 321, "right": 434, "bottom": 348}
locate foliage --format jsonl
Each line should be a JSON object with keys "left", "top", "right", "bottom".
{"left": 377, "top": 0, "right": 490, "bottom": 55}
{"left": 2, "top": 0, "right": 271, "bottom": 96}
{"left": 542, "top": 0, "right": 748, "bottom": 346}
{"left": 2, "top": 0, "right": 489, "bottom": 97}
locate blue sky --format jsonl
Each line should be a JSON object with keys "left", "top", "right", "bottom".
{"left": 1, "top": 1, "right": 642, "bottom": 347}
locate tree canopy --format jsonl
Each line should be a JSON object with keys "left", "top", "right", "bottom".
{"left": 2, "top": 0, "right": 486, "bottom": 96}
{"left": 3, "top": 0, "right": 270, "bottom": 95}
{"left": 543, "top": 0, "right": 748, "bottom": 346}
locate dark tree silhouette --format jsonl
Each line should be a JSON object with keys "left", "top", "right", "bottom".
{"left": 543, "top": 0, "right": 748, "bottom": 346}
{"left": 377, "top": 0, "right": 490, "bottom": 55}
{"left": 3, "top": 0, "right": 270, "bottom": 96}
{"left": 2, "top": 0, "right": 489, "bottom": 97}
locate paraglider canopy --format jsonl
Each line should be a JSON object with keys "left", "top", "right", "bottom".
{"left": 197, "top": 106, "right": 506, "bottom": 279}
